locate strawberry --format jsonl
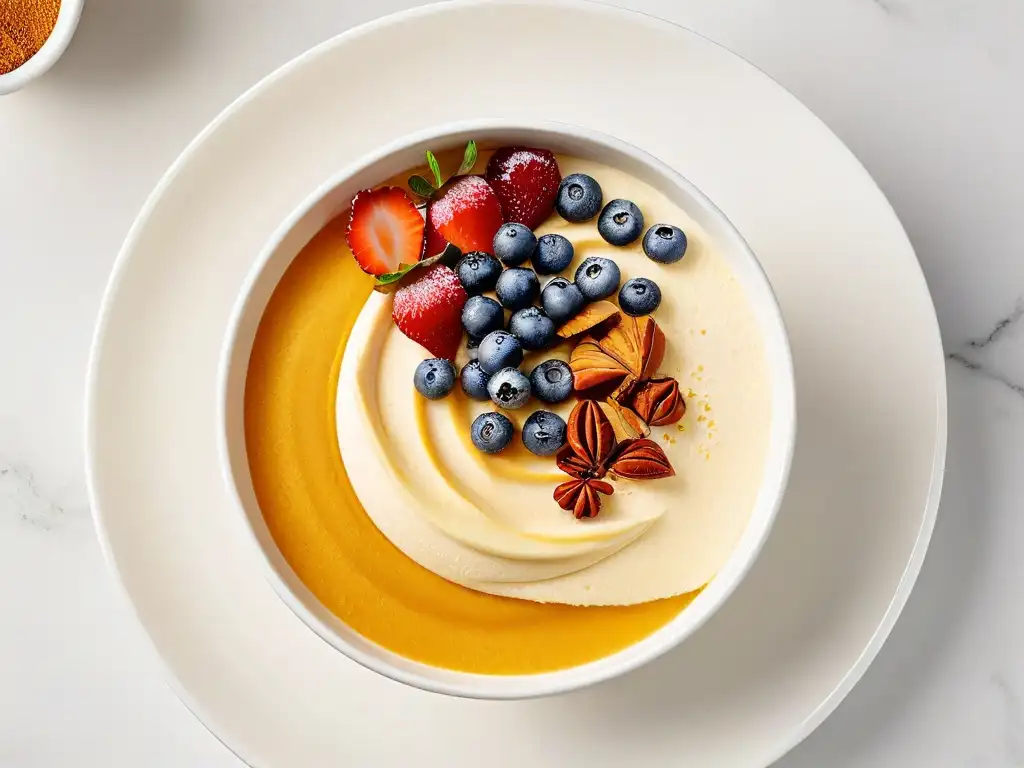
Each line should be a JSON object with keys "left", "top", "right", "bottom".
{"left": 423, "top": 201, "right": 449, "bottom": 257}
{"left": 346, "top": 187, "right": 425, "bottom": 276}
{"left": 392, "top": 264, "right": 467, "bottom": 360}
{"left": 429, "top": 175, "right": 504, "bottom": 254}
{"left": 485, "top": 147, "right": 562, "bottom": 230}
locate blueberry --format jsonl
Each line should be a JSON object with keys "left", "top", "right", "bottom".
{"left": 462, "top": 295, "right": 504, "bottom": 338}
{"left": 529, "top": 359, "right": 573, "bottom": 404}
{"left": 556, "top": 173, "right": 603, "bottom": 223}
{"left": 532, "top": 233, "right": 574, "bottom": 275}
{"left": 471, "top": 412, "right": 515, "bottom": 454}
{"left": 413, "top": 358, "right": 457, "bottom": 400}
{"left": 574, "top": 256, "right": 621, "bottom": 301}
{"left": 508, "top": 306, "right": 556, "bottom": 351}
{"left": 477, "top": 331, "right": 523, "bottom": 375}
{"left": 598, "top": 199, "right": 644, "bottom": 246}
{"left": 487, "top": 367, "right": 532, "bottom": 410}
{"left": 522, "top": 410, "right": 568, "bottom": 456}
{"left": 618, "top": 277, "right": 662, "bottom": 316}
{"left": 456, "top": 251, "right": 502, "bottom": 294}
{"left": 493, "top": 222, "right": 537, "bottom": 266}
{"left": 642, "top": 224, "right": 688, "bottom": 264}
{"left": 460, "top": 360, "right": 491, "bottom": 400}
{"left": 495, "top": 267, "right": 539, "bottom": 311}
{"left": 540, "top": 277, "right": 586, "bottom": 324}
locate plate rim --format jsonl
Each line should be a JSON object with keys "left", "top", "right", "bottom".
{"left": 83, "top": 1, "right": 948, "bottom": 765}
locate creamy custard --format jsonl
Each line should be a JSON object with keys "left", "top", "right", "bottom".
{"left": 244, "top": 214, "right": 694, "bottom": 675}
{"left": 245, "top": 150, "right": 770, "bottom": 672}
{"left": 336, "top": 155, "right": 772, "bottom": 607}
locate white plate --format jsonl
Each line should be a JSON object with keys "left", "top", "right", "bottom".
{"left": 85, "top": 2, "right": 946, "bottom": 766}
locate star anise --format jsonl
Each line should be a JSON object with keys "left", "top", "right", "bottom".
{"left": 569, "top": 314, "right": 684, "bottom": 436}
{"left": 554, "top": 400, "right": 675, "bottom": 519}
{"left": 629, "top": 377, "right": 686, "bottom": 426}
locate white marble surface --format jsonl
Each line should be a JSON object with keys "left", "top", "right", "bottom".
{"left": 0, "top": 0, "right": 1021, "bottom": 765}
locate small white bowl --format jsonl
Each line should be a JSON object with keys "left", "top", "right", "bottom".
{"left": 218, "top": 119, "right": 796, "bottom": 700}
{"left": 0, "top": 0, "right": 84, "bottom": 95}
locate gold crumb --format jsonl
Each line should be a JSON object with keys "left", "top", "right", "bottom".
{"left": 703, "top": 403, "right": 711, "bottom": 412}
{"left": 662, "top": 433, "right": 670, "bottom": 442}
{"left": 697, "top": 365, "right": 704, "bottom": 373}
{"left": 696, "top": 376, "right": 703, "bottom": 381}
{"left": 708, "top": 420, "right": 716, "bottom": 429}
{"left": 705, "top": 453, "right": 711, "bottom": 461}
{"left": 686, "top": 388, "right": 697, "bottom": 398}
{"left": 700, "top": 329, "right": 707, "bottom": 335}
{"left": 677, "top": 424, "right": 684, "bottom": 432}
{"left": 670, "top": 437, "right": 677, "bottom": 445}
{"left": 697, "top": 415, "right": 706, "bottom": 423}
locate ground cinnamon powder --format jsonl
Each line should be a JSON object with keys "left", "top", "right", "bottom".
{"left": 0, "top": 0, "right": 61, "bottom": 75}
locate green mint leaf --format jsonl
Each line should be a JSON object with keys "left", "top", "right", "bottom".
{"left": 408, "top": 175, "right": 436, "bottom": 199}
{"left": 456, "top": 140, "right": 478, "bottom": 176}
{"left": 426, "top": 151, "right": 443, "bottom": 189}
{"left": 376, "top": 269, "right": 410, "bottom": 286}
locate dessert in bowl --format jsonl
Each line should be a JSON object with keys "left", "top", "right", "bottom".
{"left": 219, "top": 120, "right": 795, "bottom": 698}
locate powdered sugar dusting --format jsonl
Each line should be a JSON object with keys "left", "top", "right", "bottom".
{"left": 491, "top": 149, "right": 542, "bottom": 181}
{"left": 392, "top": 264, "right": 467, "bottom": 359}
{"left": 485, "top": 147, "right": 561, "bottom": 230}
{"left": 393, "top": 265, "right": 465, "bottom": 321}
{"left": 429, "top": 175, "right": 495, "bottom": 221}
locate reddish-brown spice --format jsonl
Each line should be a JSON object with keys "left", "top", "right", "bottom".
{"left": 0, "top": 0, "right": 61, "bottom": 76}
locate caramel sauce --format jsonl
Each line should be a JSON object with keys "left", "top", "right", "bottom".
{"left": 244, "top": 214, "right": 693, "bottom": 674}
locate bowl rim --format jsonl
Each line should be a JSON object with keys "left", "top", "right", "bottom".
{"left": 216, "top": 117, "right": 796, "bottom": 700}
{"left": 0, "top": 0, "right": 85, "bottom": 95}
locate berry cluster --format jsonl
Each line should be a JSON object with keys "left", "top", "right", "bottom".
{"left": 345, "top": 141, "right": 690, "bottom": 460}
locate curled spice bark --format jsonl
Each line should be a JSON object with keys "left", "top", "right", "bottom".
{"left": 570, "top": 314, "right": 666, "bottom": 401}
{"left": 569, "top": 315, "right": 682, "bottom": 437}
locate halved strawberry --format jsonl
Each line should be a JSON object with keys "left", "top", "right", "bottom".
{"left": 429, "top": 175, "right": 504, "bottom": 254}
{"left": 392, "top": 264, "right": 467, "bottom": 360}
{"left": 485, "top": 147, "right": 561, "bottom": 230}
{"left": 346, "top": 187, "right": 425, "bottom": 276}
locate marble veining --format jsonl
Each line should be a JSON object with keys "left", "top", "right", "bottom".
{"left": 0, "top": 463, "right": 68, "bottom": 531}
{"left": 966, "top": 300, "right": 1024, "bottom": 350}
{"left": 947, "top": 297, "right": 1024, "bottom": 399}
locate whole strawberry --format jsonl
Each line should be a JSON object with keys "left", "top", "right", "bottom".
{"left": 486, "top": 147, "right": 562, "bottom": 230}
{"left": 429, "top": 175, "right": 504, "bottom": 254}
{"left": 409, "top": 140, "right": 503, "bottom": 255}
{"left": 392, "top": 264, "right": 468, "bottom": 360}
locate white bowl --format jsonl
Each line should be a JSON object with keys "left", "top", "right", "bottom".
{"left": 218, "top": 119, "right": 796, "bottom": 700}
{"left": 0, "top": 0, "right": 83, "bottom": 95}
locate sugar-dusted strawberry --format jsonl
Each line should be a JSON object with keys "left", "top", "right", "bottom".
{"left": 423, "top": 202, "right": 449, "bottom": 257}
{"left": 392, "top": 264, "right": 467, "bottom": 360}
{"left": 346, "top": 187, "right": 425, "bottom": 276}
{"left": 485, "top": 147, "right": 562, "bottom": 230}
{"left": 429, "top": 175, "right": 504, "bottom": 255}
